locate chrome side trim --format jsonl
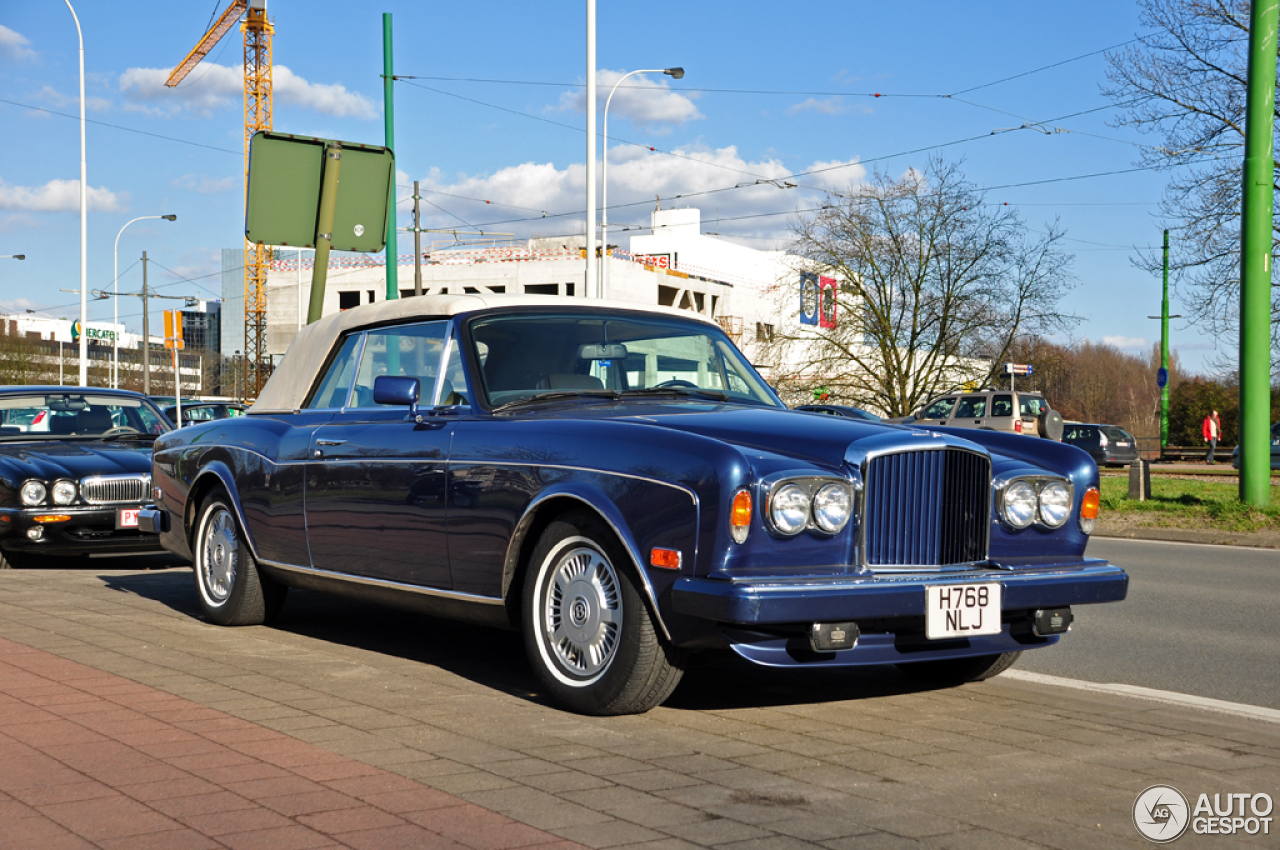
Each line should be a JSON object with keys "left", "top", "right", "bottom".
{"left": 259, "top": 559, "right": 505, "bottom": 606}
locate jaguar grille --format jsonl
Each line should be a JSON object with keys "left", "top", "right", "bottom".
{"left": 80, "top": 474, "right": 151, "bottom": 505}
{"left": 862, "top": 448, "right": 990, "bottom": 567}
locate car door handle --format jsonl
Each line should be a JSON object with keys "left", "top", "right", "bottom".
{"left": 316, "top": 439, "right": 347, "bottom": 446}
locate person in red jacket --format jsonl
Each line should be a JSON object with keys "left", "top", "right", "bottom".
{"left": 1203, "top": 409, "right": 1221, "bottom": 464}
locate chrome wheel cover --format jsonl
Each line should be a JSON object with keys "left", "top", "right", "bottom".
{"left": 542, "top": 543, "right": 622, "bottom": 679}
{"left": 200, "top": 507, "right": 238, "bottom": 605}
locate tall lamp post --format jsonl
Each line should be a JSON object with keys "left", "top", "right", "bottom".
{"left": 1147, "top": 229, "right": 1182, "bottom": 447}
{"left": 601, "top": 67, "right": 683, "bottom": 297}
{"left": 64, "top": 0, "right": 87, "bottom": 386}
{"left": 2, "top": 255, "right": 25, "bottom": 261}
{"left": 113, "top": 215, "right": 177, "bottom": 388}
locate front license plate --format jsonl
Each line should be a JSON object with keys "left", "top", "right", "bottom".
{"left": 116, "top": 508, "right": 140, "bottom": 529}
{"left": 925, "top": 583, "right": 1002, "bottom": 639}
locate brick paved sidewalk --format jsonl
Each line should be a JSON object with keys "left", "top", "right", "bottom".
{"left": 0, "top": 637, "right": 583, "bottom": 850}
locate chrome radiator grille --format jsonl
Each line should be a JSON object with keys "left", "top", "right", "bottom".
{"left": 80, "top": 474, "right": 150, "bottom": 505}
{"left": 862, "top": 448, "right": 990, "bottom": 567}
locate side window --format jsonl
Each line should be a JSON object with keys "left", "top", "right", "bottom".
{"left": 1019, "top": 396, "right": 1047, "bottom": 417}
{"left": 437, "top": 338, "right": 469, "bottom": 406}
{"left": 306, "top": 334, "right": 363, "bottom": 409}
{"left": 350, "top": 321, "right": 449, "bottom": 408}
{"left": 990, "top": 395, "right": 1013, "bottom": 417}
{"left": 921, "top": 397, "right": 956, "bottom": 419}
{"left": 955, "top": 396, "right": 987, "bottom": 419}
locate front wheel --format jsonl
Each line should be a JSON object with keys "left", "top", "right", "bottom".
{"left": 522, "top": 512, "right": 685, "bottom": 715}
{"left": 192, "top": 491, "right": 286, "bottom": 626}
{"left": 897, "top": 651, "right": 1022, "bottom": 683}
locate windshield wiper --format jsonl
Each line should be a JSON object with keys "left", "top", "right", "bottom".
{"left": 621, "top": 387, "right": 730, "bottom": 402}
{"left": 98, "top": 432, "right": 160, "bottom": 441}
{"left": 491, "top": 389, "right": 620, "bottom": 414}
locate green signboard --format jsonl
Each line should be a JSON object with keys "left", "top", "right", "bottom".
{"left": 245, "top": 131, "right": 394, "bottom": 253}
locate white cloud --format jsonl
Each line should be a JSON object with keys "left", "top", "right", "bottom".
{"left": 0, "top": 213, "right": 39, "bottom": 231}
{"left": 0, "top": 25, "right": 35, "bottom": 63}
{"left": 119, "top": 63, "right": 376, "bottom": 119}
{"left": 1102, "top": 335, "right": 1149, "bottom": 350}
{"left": 417, "top": 148, "right": 867, "bottom": 245}
{"left": 35, "top": 85, "right": 112, "bottom": 113}
{"left": 172, "top": 173, "right": 238, "bottom": 194}
{"left": 0, "top": 176, "right": 125, "bottom": 213}
{"left": 553, "top": 70, "right": 701, "bottom": 133}
{"left": 786, "top": 97, "right": 849, "bottom": 116}
{"left": 0, "top": 297, "right": 41, "bottom": 313}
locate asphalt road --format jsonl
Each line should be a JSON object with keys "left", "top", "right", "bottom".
{"left": 1017, "top": 536, "right": 1280, "bottom": 710}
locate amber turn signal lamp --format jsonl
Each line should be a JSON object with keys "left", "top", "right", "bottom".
{"left": 650, "top": 548, "right": 682, "bottom": 570}
{"left": 1079, "top": 487, "right": 1100, "bottom": 535}
{"left": 32, "top": 515, "right": 71, "bottom": 523}
{"left": 730, "top": 489, "right": 752, "bottom": 544}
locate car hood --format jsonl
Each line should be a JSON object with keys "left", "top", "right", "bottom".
{"left": 0, "top": 440, "right": 153, "bottom": 484}
{"left": 616, "top": 405, "right": 902, "bottom": 469}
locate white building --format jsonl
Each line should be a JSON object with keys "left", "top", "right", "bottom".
{"left": 256, "top": 208, "right": 804, "bottom": 376}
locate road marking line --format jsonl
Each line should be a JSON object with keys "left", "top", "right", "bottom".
{"left": 1091, "top": 536, "right": 1280, "bottom": 553}
{"left": 1004, "top": 670, "right": 1280, "bottom": 723}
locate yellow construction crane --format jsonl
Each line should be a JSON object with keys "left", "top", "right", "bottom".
{"left": 167, "top": 0, "right": 273, "bottom": 400}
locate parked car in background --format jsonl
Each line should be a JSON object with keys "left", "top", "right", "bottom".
{"left": 1231, "top": 423, "right": 1280, "bottom": 469}
{"left": 794, "top": 404, "right": 881, "bottom": 421}
{"left": 142, "top": 295, "right": 1126, "bottom": 716}
{"left": 0, "top": 387, "right": 171, "bottom": 568}
{"left": 163, "top": 402, "right": 247, "bottom": 427}
{"left": 1062, "top": 423, "right": 1140, "bottom": 468}
{"left": 902, "top": 388, "right": 1064, "bottom": 440}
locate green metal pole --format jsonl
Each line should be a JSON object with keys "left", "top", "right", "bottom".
{"left": 1240, "top": 0, "right": 1278, "bottom": 505}
{"left": 1161, "top": 229, "right": 1170, "bottom": 447}
{"left": 308, "top": 144, "right": 342, "bottom": 324}
{"left": 383, "top": 13, "right": 398, "bottom": 301}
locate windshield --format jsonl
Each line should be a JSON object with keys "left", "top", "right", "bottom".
{"left": 0, "top": 392, "right": 171, "bottom": 439}
{"left": 469, "top": 312, "right": 782, "bottom": 409}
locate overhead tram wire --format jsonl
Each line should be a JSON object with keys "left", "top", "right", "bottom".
{"left": 0, "top": 97, "right": 240, "bottom": 155}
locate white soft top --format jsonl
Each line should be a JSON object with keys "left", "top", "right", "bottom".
{"left": 250, "top": 294, "right": 719, "bottom": 413}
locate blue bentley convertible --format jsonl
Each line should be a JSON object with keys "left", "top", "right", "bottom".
{"left": 142, "top": 296, "right": 1126, "bottom": 715}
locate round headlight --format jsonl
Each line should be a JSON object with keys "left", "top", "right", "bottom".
{"left": 20, "top": 480, "right": 47, "bottom": 506}
{"left": 1038, "top": 481, "right": 1071, "bottom": 528}
{"left": 769, "top": 484, "right": 811, "bottom": 535}
{"left": 812, "top": 483, "right": 852, "bottom": 533}
{"left": 51, "top": 480, "right": 77, "bottom": 506}
{"left": 1001, "top": 480, "right": 1037, "bottom": 529}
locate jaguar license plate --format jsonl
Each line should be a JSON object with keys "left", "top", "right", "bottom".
{"left": 925, "top": 583, "right": 1002, "bottom": 639}
{"left": 116, "top": 508, "right": 140, "bottom": 529}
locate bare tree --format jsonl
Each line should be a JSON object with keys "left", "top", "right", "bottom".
{"left": 1104, "top": 0, "right": 1280, "bottom": 363}
{"left": 765, "top": 158, "right": 1076, "bottom": 416}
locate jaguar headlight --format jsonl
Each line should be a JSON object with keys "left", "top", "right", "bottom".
{"left": 769, "top": 484, "right": 811, "bottom": 535}
{"left": 51, "top": 480, "right": 77, "bottom": 506}
{"left": 20, "top": 480, "right": 46, "bottom": 507}
{"left": 812, "top": 482, "right": 852, "bottom": 534}
{"left": 1001, "top": 480, "right": 1037, "bottom": 529}
{"left": 1038, "top": 480, "right": 1071, "bottom": 528}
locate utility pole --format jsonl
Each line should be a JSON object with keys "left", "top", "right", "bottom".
{"left": 382, "top": 13, "right": 398, "bottom": 301}
{"left": 413, "top": 180, "right": 423, "bottom": 296}
{"left": 1239, "top": 0, "right": 1278, "bottom": 506}
{"left": 1160, "top": 230, "right": 1171, "bottom": 446}
{"left": 141, "top": 251, "right": 150, "bottom": 395}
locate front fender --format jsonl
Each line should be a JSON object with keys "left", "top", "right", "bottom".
{"left": 180, "top": 460, "right": 257, "bottom": 561}
{"left": 501, "top": 477, "right": 700, "bottom": 642}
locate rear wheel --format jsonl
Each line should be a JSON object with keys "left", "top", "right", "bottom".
{"left": 897, "top": 651, "right": 1022, "bottom": 683}
{"left": 522, "top": 512, "right": 685, "bottom": 715}
{"left": 192, "top": 491, "right": 286, "bottom": 626}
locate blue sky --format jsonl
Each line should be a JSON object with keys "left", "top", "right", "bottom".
{"left": 0, "top": 1, "right": 1223, "bottom": 373}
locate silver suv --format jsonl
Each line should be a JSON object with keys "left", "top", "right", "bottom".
{"left": 907, "top": 389, "right": 1064, "bottom": 440}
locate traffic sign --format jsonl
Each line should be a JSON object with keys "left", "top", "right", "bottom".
{"left": 1003, "top": 362, "right": 1033, "bottom": 376}
{"left": 1157, "top": 367, "right": 1168, "bottom": 388}
{"left": 163, "top": 310, "right": 185, "bottom": 351}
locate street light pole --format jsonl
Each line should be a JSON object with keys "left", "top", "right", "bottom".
{"left": 601, "top": 67, "right": 684, "bottom": 297}
{"left": 1147, "top": 231, "right": 1182, "bottom": 449}
{"left": 1, "top": 255, "right": 25, "bottom": 261}
{"left": 64, "top": 0, "right": 87, "bottom": 386}
{"left": 585, "top": 0, "right": 596, "bottom": 299}
{"left": 113, "top": 215, "right": 176, "bottom": 388}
